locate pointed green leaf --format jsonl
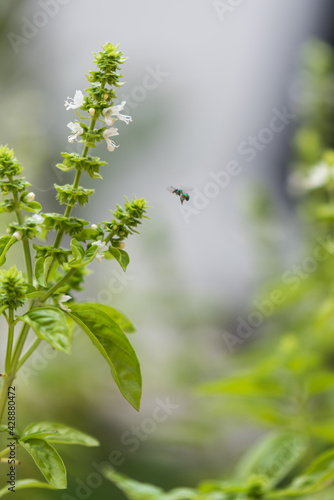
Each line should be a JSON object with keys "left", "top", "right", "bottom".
{"left": 21, "top": 421, "right": 99, "bottom": 446}
{"left": 69, "top": 244, "right": 98, "bottom": 268}
{"left": 81, "top": 244, "right": 99, "bottom": 266}
{"left": 70, "top": 238, "right": 85, "bottom": 262}
{"left": 103, "top": 467, "right": 164, "bottom": 499}
{"left": 0, "top": 236, "right": 12, "bottom": 255}
{"left": 24, "top": 201, "right": 42, "bottom": 213}
{"left": 0, "top": 235, "right": 15, "bottom": 266}
{"left": 68, "top": 303, "right": 141, "bottom": 410}
{"left": 108, "top": 247, "right": 130, "bottom": 271}
{"left": 19, "top": 307, "right": 71, "bottom": 354}
{"left": 68, "top": 239, "right": 99, "bottom": 268}
{"left": 0, "top": 479, "right": 56, "bottom": 497}
{"left": 34, "top": 256, "right": 53, "bottom": 287}
{"left": 84, "top": 303, "right": 135, "bottom": 333}
{"left": 19, "top": 438, "right": 66, "bottom": 489}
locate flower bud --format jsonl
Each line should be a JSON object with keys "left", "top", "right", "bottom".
{"left": 104, "top": 94, "right": 109, "bottom": 100}
{"left": 27, "top": 192, "right": 35, "bottom": 202}
{"left": 13, "top": 231, "right": 22, "bottom": 240}
{"left": 118, "top": 242, "right": 126, "bottom": 249}
{"left": 90, "top": 224, "right": 97, "bottom": 229}
{"left": 89, "top": 108, "right": 95, "bottom": 116}
{"left": 0, "top": 266, "right": 28, "bottom": 309}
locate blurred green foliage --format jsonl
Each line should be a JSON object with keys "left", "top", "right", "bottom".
{"left": 103, "top": 39, "right": 334, "bottom": 500}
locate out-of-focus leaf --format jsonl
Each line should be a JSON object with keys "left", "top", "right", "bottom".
{"left": 198, "top": 372, "right": 285, "bottom": 397}
{"left": 236, "top": 431, "right": 307, "bottom": 488}
{"left": 308, "top": 421, "right": 334, "bottom": 443}
{"left": 103, "top": 467, "right": 164, "bottom": 499}
{"left": 21, "top": 422, "right": 99, "bottom": 447}
{"left": 19, "top": 438, "right": 66, "bottom": 489}
{"left": 0, "top": 479, "right": 56, "bottom": 497}
{"left": 269, "top": 448, "right": 334, "bottom": 497}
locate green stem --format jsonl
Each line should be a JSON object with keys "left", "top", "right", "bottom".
{"left": 11, "top": 184, "right": 33, "bottom": 284}
{"left": 5, "top": 309, "right": 15, "bottom": 373}
{"left": 49, "top": 114, "right": 98, "bottom": 284}
{"left": 0, "top": 375, "right": 13, "bottom": 424}
{"left": 17, "top": 338, "right": 42, "bottom": 370}
{"left": 53, "top": 115, "right": 97, "bottom": 250}
{"left": 40, "top": 267, "right": 77, "bottom": 303}
{"left": 0, "top": 448, "right": 10, "bottom": 458}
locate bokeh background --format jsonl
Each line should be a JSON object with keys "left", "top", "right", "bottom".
{"left": 1, "top": 1, "right": 334, "bottom": 498}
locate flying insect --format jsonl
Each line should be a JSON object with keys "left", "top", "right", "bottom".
{"left": 167, "top": 186, "right": 190, "bottom": 205}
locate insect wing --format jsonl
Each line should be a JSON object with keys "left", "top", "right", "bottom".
{"left": 167, "top": 186, "right": 178, "bottom": 194}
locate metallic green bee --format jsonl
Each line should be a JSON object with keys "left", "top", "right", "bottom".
{"left": 167, "top": 186, "right": 190, "bottom": 205}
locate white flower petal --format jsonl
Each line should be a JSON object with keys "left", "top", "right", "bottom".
{"left": 64, "top": 90, "right": 84, "bottom": 110}
{"left": 67, "top": 122, "right": 83, "bottom": 143}
{"left": 103, "top": 101, "right": 132, "bottom": 125}
{"left": 103, "top": 127, "right": 119, "bottom": 152}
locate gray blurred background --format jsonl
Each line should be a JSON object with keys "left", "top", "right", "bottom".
{"left": 0, "top": 1, "right": 332, "bottom": 498}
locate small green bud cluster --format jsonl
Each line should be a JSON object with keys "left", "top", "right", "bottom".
{"left": 104, "top": 197, "right": 149, "bottom": 247}
{"left": 0, "top": 266, "right": 28, "bottom": 309}
{"left": 0, "top": 145, "right": 41, "bottom": 218}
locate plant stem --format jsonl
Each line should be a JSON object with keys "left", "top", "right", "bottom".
{"left": 40, "top": 267, "right": 77, "bottom": 303}
{"left": 0, "top": 448, "right": 10, "bottom": 458}
{"left": 0, "top": 314, "right": 33, "bottom": 423}
{"left": 0, "top": 375, "right": 13, "bottom": 424}
{"left": 11, "top": 184, "right": 33, "bottom": 284}
{"left": 17, "top": 338, "right": 41, "bottom": 370}
{"left": 0, "top": 457, "right": 20, "bottom": 465}
{"left": 5, "top": 309, "right": 14, "bottom": 373}
{"left": 53, "top": 116, "right": 97, "bottom": 250}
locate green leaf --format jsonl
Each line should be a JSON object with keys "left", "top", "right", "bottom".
{"left": 85, "top": 303, "right": 135, "bottom": 333}
{"left": 269, "top": 448, "right": 334, "bottom": 497}
{"left": 34, "top": 256, "right": 53, "bottom": 287}
{"left": 21, "top": 421, "right": 99, "bottom": 447}
{"left": 24, "top": 201, "right": 42, "bottom": 213}
{"left": 103, "top": 466, "right": 199, "bottom": 500}
{"left": 19, "top": 438, "right": 66, "bottom": 489}
{"left": 103, "top": 467, "right": 164, "bottom": 499}
{"left": 236, "top": 432, "right": 307, "bottom": 488}
{"left": 81, "top": 244, "right": 99, "bottom": 266}
{"left": 108, "top": 246, "right": 130, "bottom": 271}
{"left": 0, "top": 425, "right": 8, "bottom": 432}
{"left": 70, "top": 238, "right": 85, "bottom": 262}
{"left": 68, "top": 239, "right": 99, "bottom": 268}
{"left": 0, "top": 235, "right": 15, "bottom": 266}
{"left": 309, "top": 420, "right": 334, "bottom": 443}
{"left": 0, "top": 479, "right": 56, "bottom": 497}
{"left": 19, "top": 307, "right": 72, "bottom": 354}
{"left": 0, "top": 235, "right": 12, "bottom": 255}
{"left": 68, "top": 303, "right": 142, "bottom": 410}
{"left": 69, "top": 244, "right": 98, "bottom": 268}
{"left": 306, "top": 371, "right": 334, "bottom": 396}
{"left": 197, "top": 372, "right": 285, "bottom": 397}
